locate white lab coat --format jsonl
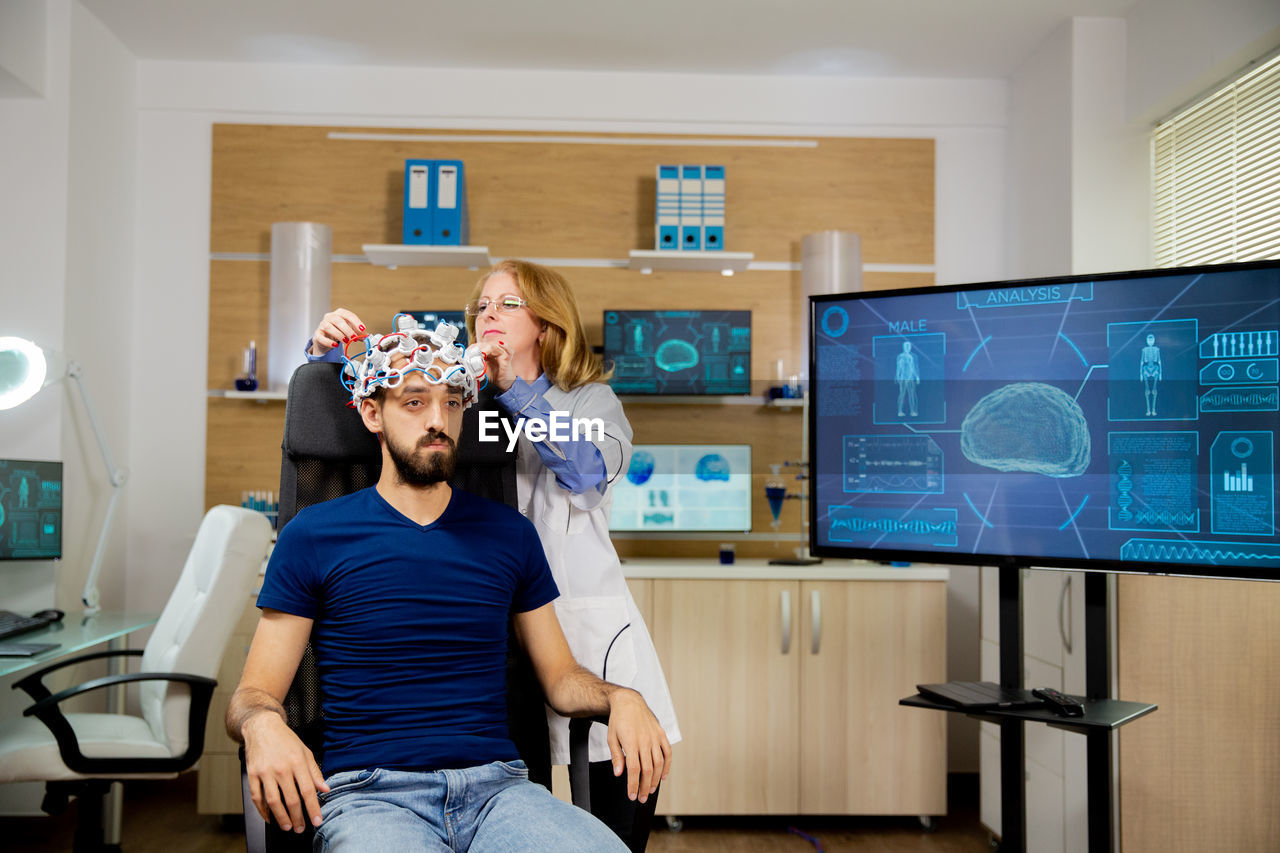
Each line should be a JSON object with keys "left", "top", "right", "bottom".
{"left": 514, "top": 381, "right": 682, "bottom": 764}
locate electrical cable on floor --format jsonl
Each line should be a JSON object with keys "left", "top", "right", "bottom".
{"left": 787, "top": 825, "right": 825, "bottom": 851}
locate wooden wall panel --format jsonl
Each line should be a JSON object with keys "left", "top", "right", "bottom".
{"left": 205, "top": 123, "right": 935, "bottom": 555}
{"left": 205, "top": 400, "right": 287, "bottom": 510}
{"left": 1117, "top": 574, "right": 1280, "bottom": 853}
{"left": 210, "top": 125, "right": 933, "bottom": 263}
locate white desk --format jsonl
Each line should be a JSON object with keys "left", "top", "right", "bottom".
{"left": 2, "top": 610, "right": 159, "bottom": 843}
{"left": 0, "top": 611, "right": 158, "bottom": 678}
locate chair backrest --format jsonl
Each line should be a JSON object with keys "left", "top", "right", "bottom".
{"left": 139, "top": 505, "right": 273, "bottom": 755}
{"left": 275, "top": 362, "right": 383, "bottom": 754}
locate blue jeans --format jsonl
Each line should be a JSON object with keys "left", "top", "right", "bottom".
{"left": 315, "top": 760, "right": 629, "bottom": 852}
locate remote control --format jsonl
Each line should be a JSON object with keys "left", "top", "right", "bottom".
{"left": 1032, "top": 687, "right": 1085, "bottom": 717}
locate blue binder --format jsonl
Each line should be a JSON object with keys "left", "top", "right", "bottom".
{"left": 402, "top": 159, "right": 434, "bottom": 244}
{"left": 431, "top": 160, "right": 468, "bottom": 245}
{"left": 679, "top": 165, "right": 703, "bottom": 251}
{"left": 655, "top": 165, "right": 680, "bottom": 250}
{"left": 702, "top": 165, "right": 725, "bottom": 251}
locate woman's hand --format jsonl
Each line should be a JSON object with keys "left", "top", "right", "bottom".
{"left": 479, "top": 340, "right": 517, "bottom": 392}
{"left": 309, "top": 309, "right": 366, "bottom": 356}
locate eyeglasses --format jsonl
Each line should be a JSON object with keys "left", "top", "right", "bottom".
{"left": 465, "top": 294, "right": 529, "bottom": 316}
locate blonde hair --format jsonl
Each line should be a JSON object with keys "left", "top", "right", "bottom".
{"left": 466, "top": 259, "right": 610, "bottom": 390}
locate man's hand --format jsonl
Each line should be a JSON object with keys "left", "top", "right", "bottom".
{"left": 242, "top": 709, "right": 329, "bottom": 833}
{"left": 606, "top": 687, "right": 672, "bottom": 803}
{"left": 309, "top": 309, "right": 366, "bottom": 356}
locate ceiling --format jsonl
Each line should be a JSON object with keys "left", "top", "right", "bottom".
{"left": 79, "top": 0, "right": 1144, "bottom": 79}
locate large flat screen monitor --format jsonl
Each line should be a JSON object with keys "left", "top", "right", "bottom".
{"left": 0, "top": 459, "right": 62, "bottom": 561}
{"left": 603, "top": 310, "right": 751, "bottom": 395}
{"left": 809, "top": 260, "right": 1280, "bottom": 581}
{"left": 610, "top": 444, "right": 752, "bottom": 532}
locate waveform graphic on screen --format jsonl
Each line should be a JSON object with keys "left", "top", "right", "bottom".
{"left": 1119, "top": 539, "right": 1280, "bottom": 566}
{"left": 827, "top": 507, "right": 958, "bottom": 548}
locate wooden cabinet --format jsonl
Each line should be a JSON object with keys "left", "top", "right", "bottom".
{"left": 798, "top": 580, "right": 948, "bottom": 815}
{"left": 650, "top": 579, "right": 802, "bottom": 814}
{"left": 648, "top": 576, "right": 947, "bottom": 817}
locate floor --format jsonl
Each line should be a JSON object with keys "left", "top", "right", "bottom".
{"left": 2, "top": 773, "right": 994, "bottom": 852}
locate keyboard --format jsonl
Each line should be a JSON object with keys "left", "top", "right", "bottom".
{"left": 0, "top": 610, "right": 53, "bottom": 642}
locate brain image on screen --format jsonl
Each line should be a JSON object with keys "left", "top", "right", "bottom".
{"left": 695, "top": 453, "right": 732, "bottom": 482}
{"left": 656, "top": 339, "right": 700, "bottom": 373}
{"left": 610, "top": 444, "right": 752, "bottom": 532}
{"left": 960, "top": 382, "right": 1091, "bottom": 478}
{"left": 627, "top": 450, "right": 656, "bottom": 486}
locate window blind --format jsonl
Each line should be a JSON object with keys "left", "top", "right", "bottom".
{"left": 1153, "top": 52, "right": 1280, "bottom": 267}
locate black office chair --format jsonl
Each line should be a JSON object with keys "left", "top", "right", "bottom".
{"left": 242, "top": 362, "right": 602, "bottom": 852}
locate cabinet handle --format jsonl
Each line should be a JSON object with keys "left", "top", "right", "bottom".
{"left": 781, "top": 589, "right": 792, "bottom": 655}
{"left": 1059, "top": 575, "right": 1073, "bottom": 654}
{"left": 811, "top": 589, "right": 822, "bottom": 654}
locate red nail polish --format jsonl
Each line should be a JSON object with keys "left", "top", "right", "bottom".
{"left": 359, "top": 325, "right": 365, "bottom": 331}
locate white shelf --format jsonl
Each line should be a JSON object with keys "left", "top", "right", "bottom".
{"left": 208, "top": 389, "right": 287, "bottom": 401}
{"left": 628, "top": 249, "right": 754, "bottom": 274}
{"left": 363, "top": 243, "right": 492, "bottom": 269}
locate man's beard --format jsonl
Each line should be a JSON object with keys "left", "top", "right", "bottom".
{"left": 384, "top": 429, "right": 457, "bottom": 486}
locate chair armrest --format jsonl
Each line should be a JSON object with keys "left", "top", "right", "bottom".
{"left": 13, "top": 648, "right": 144, "bottom": 702}
{"left": 568, "top": 715, "right": 610, "bottom": 812}
{"left": 21, "top": 671, "right": 217, "bottom": 776}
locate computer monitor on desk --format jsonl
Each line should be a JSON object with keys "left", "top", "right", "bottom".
{"left": 0, "top": 459, "right": 62, "bottom": 561}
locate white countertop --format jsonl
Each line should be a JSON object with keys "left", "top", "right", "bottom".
{"left": 618, "top": 557, "right": 950, "bottom": 581}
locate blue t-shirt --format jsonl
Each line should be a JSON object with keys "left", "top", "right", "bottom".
{"left": 257, "top": 487, "right": 559, "bottom": 775}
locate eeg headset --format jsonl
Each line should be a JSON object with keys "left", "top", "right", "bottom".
{"left": 341, "top": 313, "right": 487, "bottom": 408}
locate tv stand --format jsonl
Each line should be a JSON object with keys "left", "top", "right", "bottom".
{"left": 901, "top": 567, "right": 1156, "bottom": 852}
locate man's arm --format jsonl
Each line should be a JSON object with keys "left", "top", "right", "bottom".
{"left": 226, "top": 609, "right": 328, "bottom": 834}
{"left": 513, "top": 603, "right": 671, "bottom": 803}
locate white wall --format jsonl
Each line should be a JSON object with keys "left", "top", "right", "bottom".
{"left": 0, "top": 0, "right": 136, "bottom": 815}
{"left": 0, "top": 0, "right": 70, "bottom": 613}
{"left": 0, "top": 0, "right": 49, "bottom": 98}
{"left": 1127, "top": 0, "right": 1280, "bottom": 123}
{"left": 60, "top": 0, "right": 137, "bottom": 611}
{"left": 1006, "top": 21, "right": 1073, "bottom": 280}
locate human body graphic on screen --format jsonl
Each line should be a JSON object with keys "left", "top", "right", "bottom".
{"left": 896, "top": 341, "right": 920, "bottom": 417}
{"left": 1140, "top": 334, "right": 1162, "bottom": 416}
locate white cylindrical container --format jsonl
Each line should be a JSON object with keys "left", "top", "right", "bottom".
{"left": 269, "top": 222, "right": 332, "bottom": 390}
{"left": 800, "top": 231, "right": 862, "bottom": 380}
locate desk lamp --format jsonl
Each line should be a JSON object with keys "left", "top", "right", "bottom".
{"left": 0, "top": 336, "right": 126, "bottom": 614}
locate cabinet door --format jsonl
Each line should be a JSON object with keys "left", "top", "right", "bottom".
{"left": 650, "top": 579, "right": 800, "bottom": 814}
{"left": 799, "top": 580, "right": 947, "bottom": 814}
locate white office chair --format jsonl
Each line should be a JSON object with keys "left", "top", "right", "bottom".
{"left": 0, "top": 504, "right": 272, "bottom": 852}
